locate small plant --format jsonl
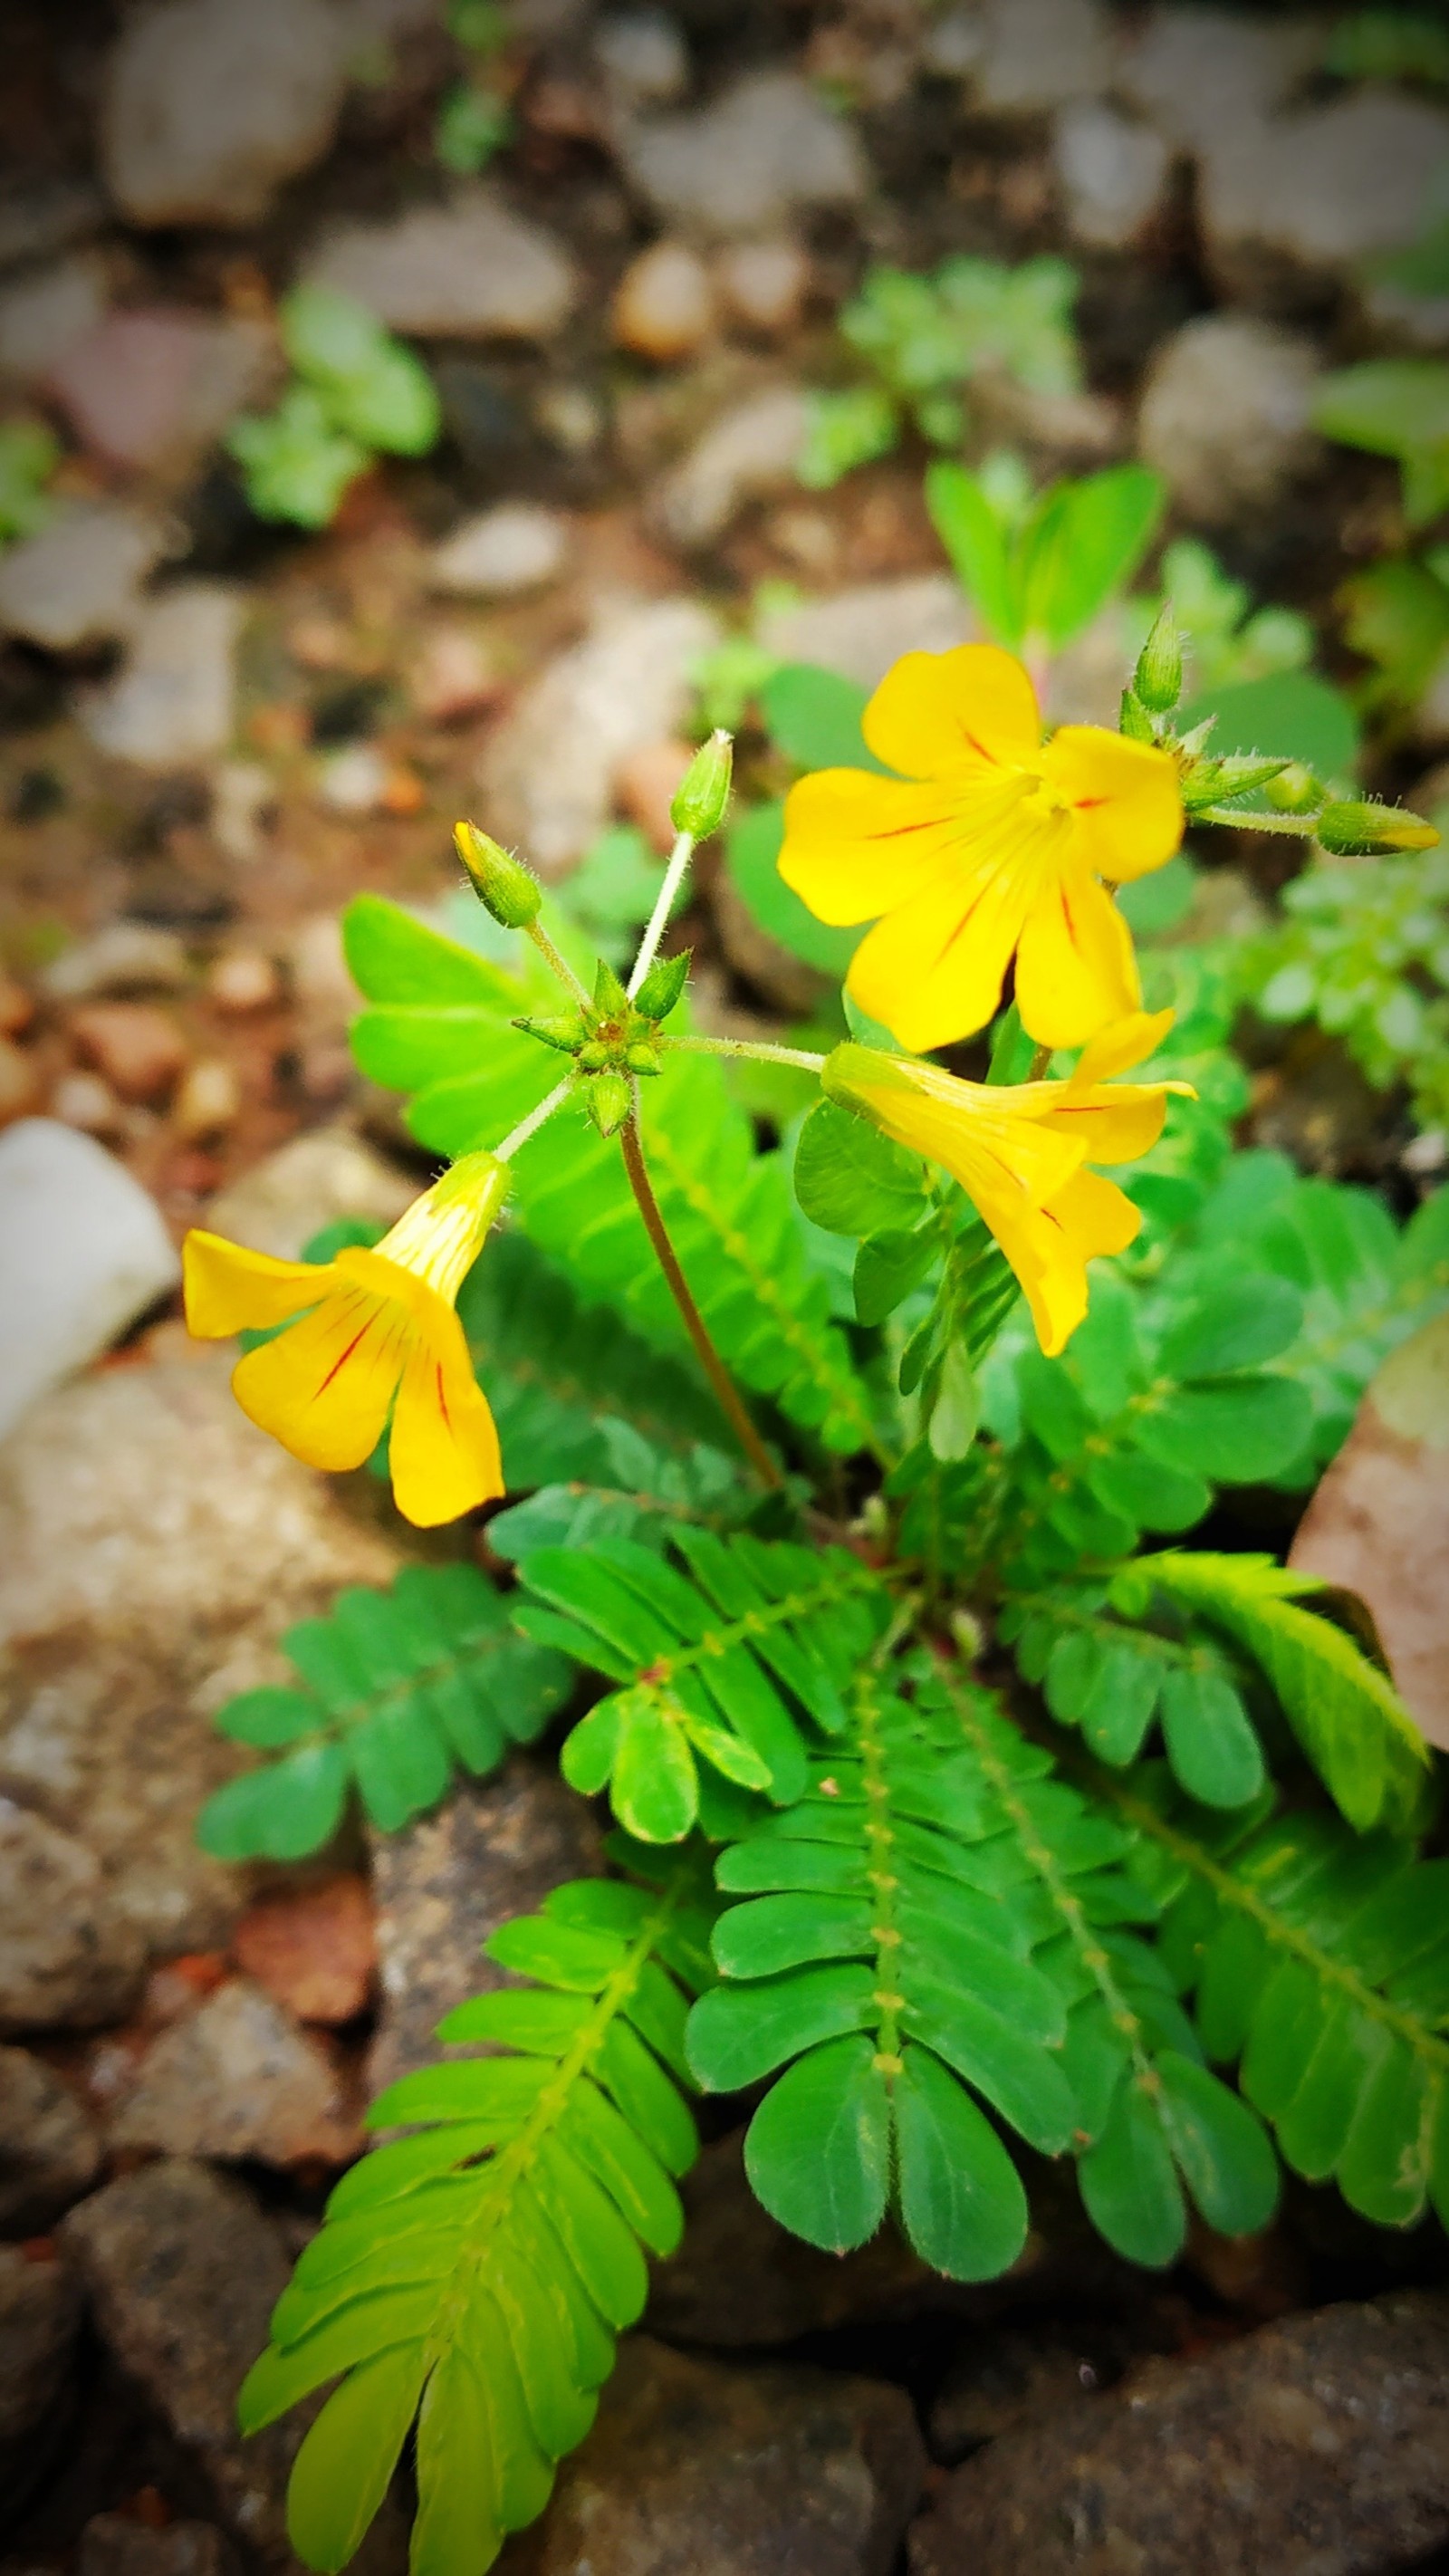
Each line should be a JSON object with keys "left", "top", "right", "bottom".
{"left": 1325, "top": 8, "right": 1449, "bottom": 89}
{"left": 798, "top": 255, "right": 1081, "bottom": 488}
{"left": 926, "top": 449, "right": 1163, "bottom": 660}
{"left": 1313, "top": 358, "right": 1449, "bottom": 529}
{"left": 435, "top": 0, "right": 513, "bottom": 174}
{"left": 0, "top": 418, "right": 59, "bottom": 545}
{"left": 1126, "top": 538, "right": 1315, "bottom": 694}
{"left": 227, "top": 286, "right": 442, "bottom": 531}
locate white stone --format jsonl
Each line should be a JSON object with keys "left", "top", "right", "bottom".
{"left": 594, "top": 11, "right": 690, "bottom": 104}
{"left": 0, "top": 503, "right": 167, "bottom": 653}
{"left": 101, "top": 0, "right": 348, "bottom": 227}
{"left": 1202, "top": 91, "right": 1449, "bottom": 280}
{"left": 317, "top": 742, "right": 389, "bottom": 814}
{"left": 758, "top": 574, "right": 975, "bottom": 691}
{"left": 79, "top": 583, "right": 240, "bottom": 767}
{"left": 204, "top": 1126, "right": 415, "bottom": 1262}
{"left": 921, "top": 8, "right": 988, "bottom": 77}
{"left": 0, "top": 1120, "right": 178, "bottom": 1443}
{"left": 304, "top": 187, "right": 579, "bottom": 341}
{"left": 657, "top": 384, "right": 811, "bottom": 547}
{"left": 480, "top": 594, "right": 719, "bottom": 876}
{"left": 973, "top": 0, "right": 1113, "bottom": 113}
{"left": 43, "top": 923, "right": 189, "bottom": 1003}
{"left": 1053, "top": 101, "right": 1171, "bottom": 249}
{"left": 1117, "top": 8, "right": 1323, "bottom": 152}
{"left": 622, "top": 72, "right": 868, "bottom": 236}
{"left": 0, "top": 255, "right": 107, "bottom": 384}
{"left": 429, "top": 502, "right": 571, "bottom": 598}
{"left": 1137, "top": 313, "right": 1321, "bottom": 526}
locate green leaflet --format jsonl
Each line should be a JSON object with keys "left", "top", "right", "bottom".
{"left": 486, "top": 1418, "right": 753, "bottom": 1562}
{"left": 514, "top": 1532, "right": 892, "bottom": 1841}
{"left": 243, "top": 1865, "right": 713, "bottom": 2576}
{"left": 1002, "top": 1585, "right": 1266, "bottom": 1809}
{"left": 197, "top": 1566, "right": 572, "bottom": 1860}
{"left": 1116, "top": 1775, "right": 1449, "bottom": 2235}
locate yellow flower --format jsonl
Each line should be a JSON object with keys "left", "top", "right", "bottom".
{"left": 823, "top": 1012, "right": 1192, "bottom": 1355}
{"left": 183, "top": 1152, "right": 510, "bottom": 1527}
{"left": 779, "top": 642, "right": 1183, "bottom": 1053}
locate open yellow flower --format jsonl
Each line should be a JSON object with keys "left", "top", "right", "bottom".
{"left": 823, "top": 1011, "right": 1192, "bottom": 1355}
{"left": 779, "top": 643, "right": 1182, "bottom": 1053}
{"left": 183, "top": 1151, "right": 509, "bottom": 1527}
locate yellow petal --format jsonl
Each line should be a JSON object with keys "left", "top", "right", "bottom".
{"left": 838, "top": 1052, "right": 1085, "bottom": 1209}
{"left": 1047, "top": 1166, "right": 1144, "bottom": 1264}
{"left": 1072, "top": 1008, "right": 1176, "bottom": 1086}
{"left": 845, "top": 821, "right": 1047, "bottom": 1052}
{"left": 779, "top": 770, "right": 961, "bottom": 925}
{"left": 1013, "top": 862, "right": 1141, "bottom": 1050}
{"left": 862, "top": 645, "right": 1041, "bottom": 779}
{"left": 1044, "top": 727, "right": 1183, "bottom": 884}
{"left": 230, "top": 1283, "right": 407, "bottom": 1473}
{"left": 183, "top": 1230, "right": 340, "bottom": 1339}
{"left": 388, "top": 1305, "right": 504, "bottom": 1528}
{"left": 1048, "top": 1084, "right": 1170, "bottom": 1167}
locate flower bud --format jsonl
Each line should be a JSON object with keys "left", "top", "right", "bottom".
{"left": 632, "top": 948, "right": 690, "bottom": 1022}
{"left": 1118, "top": 686, "right": 1155, "bottom": 743}
{"left": 1264, "top": 762, "right": 1321, "bottom": 812}
{"left": 1133, "top": 606, "right": 1183, "bottom": 714}
{"left": 454, "top": 822, "right": 540, "bottom": 928}
{"left": 625, "top": 1040, "right": 662, "bottom": 1075}
{"left": 514, "top": 1011, "right": 585, "bottom": 1054}
{"left": 1314, "top": 800, "right": 1441, "bottom": 857}
{"left": 586, "top": 1071, "right": 631, "bottom": 1136}
{"left": 670, "top": 729, "right": 734, "bottom": 839}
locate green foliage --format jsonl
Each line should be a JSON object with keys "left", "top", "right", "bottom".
{"left": 197, "top": 1566, "right": 572, "bottom": 1860}
{"left": 1002, "top": 1583, "right": 1271, "bottom": 1810}
{"left": 551, "top": 825, "right": 677, "bottom": 967}
{"left": 1126, "top": 539, "right": 1315, "bottom": 693}
{"left": 1236, "top": 840, "right": 1449, "bottom": 1130}
{"left": 241, "top": 1863, "right": 712, "bottom": 2576}
{"left": 1177, "top": 672, "right": 1359, "bottom": 793}
{"left": 799, "top": 256, "right": 1080, "bottom": 487}
{"left": 227, "top": 287, "right": 441, "bottom": 529}
{"left": 1340, "top": 551, "right": 1449, "bottom": 707}
{"left": 513, "top": 1531, "right": 890, "bottom": 1841}
{"left": 726, "top": 803, "right": 860, "bottom": 977}
{"left": 1325, "top": 8, "right": 1449, "bottom": 87}
{"left": 436, "top": 82, "right": 511, "bottom": 173}
{"left": 927, "top": 455, "right": 1163, "bottom": 655}
{"left": 1313, "top": 360, "right": 1449, "bottom": 527}
{"left": 0, "top": 418, "right": 59, "bottom": 544}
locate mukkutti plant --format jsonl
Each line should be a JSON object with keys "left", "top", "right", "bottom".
{"left": 184, "top": 626, "right": 1449, "bottom": 2576}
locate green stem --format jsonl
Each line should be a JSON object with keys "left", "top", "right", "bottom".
{"left": 525, "top": 918, "right": 591, "bottom": 1004}
{"left": 494, "top": 1076, "right": 573, "bottom": 1161}
{"left": 629, "top": 827, "right": 696, "bottom": 997}
{"left": 669, "top": 1033, "right": 828, "bottom": 1073}
{"left": 1192, "top": 803, "right": 1322, "bottom": 837}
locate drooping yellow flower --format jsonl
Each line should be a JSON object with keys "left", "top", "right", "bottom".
{"left": 823, "top": 1011, "right": 1192, "bottom": 1355}
{"left": 183, "top": 1151, "right": 509, "bottom": 1527}
{"left": 779, "top": 643, "right": 1182, "bottom": 1053}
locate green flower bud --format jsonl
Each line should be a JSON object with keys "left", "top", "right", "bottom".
{"left": 586, "top": 1071, "right": 631, "bottom": 1136}
{"left": 578, "top": 1039, "right": 611, "bottom": 1072}
{"left": 1118, "top": 686, "right": 1155, "bottom": 743}
{"left": 454, "top": 822, "right": 540, "bottom": 928}
{"left": 513, "top": 1012, "right": 585, "bottom": 1054}
{"left": 625, "top": 1040, "right": 662, "bottom": 1075}
{"left": 1182, "top": 751, "right": 1292, "bottom": 813}
{"left": 1133, "top": 605, "right": 1183, "bottom": 714}
{"left": 1264, "top": 762, "right": 1322, "bottom": 812}
{"left": 1314, "top": 801, "right": 1441, "bottom": 857}
{"left": 632, "top": 948, "right": 691, "bottom": 1022}
{"left": 670, "top": 729, "right": 734, "bottom": 839}
{"left": 592, "top": 956, "right": 629, "bottom": 1018}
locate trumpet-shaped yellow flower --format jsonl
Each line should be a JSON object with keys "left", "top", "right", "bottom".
{"left": 823, "top": 1011, "right": 1192, "bottom": 1355}
{"left": 183, "top": 1151, "right": 509, "bottom": 1527}
{"left": 779, "top": 643, "right": 1182, "bottom": 1053}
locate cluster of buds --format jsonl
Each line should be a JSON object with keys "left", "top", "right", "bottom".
{"left": 1119, "top": 607, "right": 1438, "bottom": 858}
{"left": 517, "top": 951, "right": 689, "bottom": 1135}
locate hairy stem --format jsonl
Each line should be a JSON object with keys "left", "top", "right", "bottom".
{"left": 524, "top": 918, "right": 591, "bottom": 1004}
{"left": 629, "top": 828, "right": 696, "bottom": 996}
{"left": 669, "top": 1033, "right": 828, "bottom": 1073}
{"left": 1193, "top": 803, "right": 1320, "bottom": 837}
{"left": 495, "top": 1075, "right": 574, "bottom": 1161}
{"left": 619, "top": 1102, "right": 783, "bottom": 1487}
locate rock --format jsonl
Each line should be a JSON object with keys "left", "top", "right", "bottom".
{"left": 171, "top": 1059, "right": 241, "bottom": 1143}
{"left": 408, "top": 626, "right": 499, "bottom": 724}
{"left": 927, "top": 2315, "right": 1182, "bottom": 2462}
{"left": 594, "top": 12, "right": 690, "bottom": 107}
{"left": 0, "top": 503, "right": 168, "bottom": 653}
{"left": 0, "top": 1355, "right": 408, "bottom": 1956}
{"left": 101, "top": 0, "right": 349, "bottom": 227}
{"left": 49, "top": 1071, "right": 124, "bottom": 1140}
{"left": 206, "top": 948, "right": 282, "bottom": 1015}
{"left": 0, "top": 2046, "right": 101, "bottom": 2234}
{"left": 48, "top": 310, "right": 273, "bottom": 478}
{"left": 715, "top": 237, "right": 811, "bottom": 337}
{"left": 62, "top": 2161, "right": 409, "bottom": 2572}
{"left": 205, "top": 1124, "right": 414, "bottom": 1261}
{"left": 657, "top": 384, "right": 811, "bottom": 547}
{"left": 1052, "top": 101, "right": 1171, "bottom": 250}
{"left": 0, "top": 1039, "right": 41, "bottom": 1129}
{"left": 1290, "top": 1307, "right": 1449, "bottom": 1751}
{"left": 0, "top": 1120, "right": 179, "bottom": 1443}
{"left": 107, "top": 1975, "right": 362, "bottom": 2167}
{"left": 1201, "top": 92, "right": 1449, "bottom": 295}
{"left": 0, "top": 977, "right": 33, "bottom": 1039}
{"left": 78, "top": 2515, "right": 226, "bottom": 2576}
{"left": 479, "top": 594, "right": 718, "bottom": 877}
{"left": 285, "top": 914, "right": 362, "bottom": 1028}
{"left": 1117, "top": 7, "right": 1323, "bottom": 154}
{"left": 0, "top": 2244, "right": 82, "bottom": 2520}
{"left": 232, "top": 1875, "right": 375, "bottom": 2024}
{"left": 369, "top": 1762, "right": 604, "bottom": 2095}
{"left": 909, "top": 2290, "right": 1449, "bottom": 2576}
{"left": 0, "top": 1802, "right": 146, "bottom": 2033}
{"left": 0, "top": 255, "right": 107, "bottom": 385}
{"left": 758, "top": 573, "right": 974, "bottom": 690}
{"left": 972, "top": 0, "right": 1113, "bottom": 113}
{"left": 506, "top": 2336, "right": 925, "bottom": 2576}
{"left": 622, "top": 72, "right": 868, "bottom": 236}
{"left": 304, "top": 188, "right": 579, "bottom": 341}
{"left": 428, "top": 503, "right": 571, "bottom": 599}
{"left": 80, "top": 585, "right": 241, "bottom": 770}
{"left": 613, "top": 241, "right": 717, "bottom": 362}
{"left": 1137, "top": 315, "right": 1320, "bottom": 527}
{"left": 317, "top": 742, "right": 389, "bottom": 814}
{"left": 43, "top": 924, "right": 189, "bottom": 1004}
{"left": 70, "top": 1003, "right": 187, "bottom": 1104}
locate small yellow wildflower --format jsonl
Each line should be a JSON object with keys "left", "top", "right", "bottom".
{"left": 823, "top": 1012, "right": 1192, "bottom": 1355}
{"left": 183, "top": 1151, "right": 509, "bottom": 1527}
{"left": 779, "top": 642, "right": 1182, "bottom": 1053}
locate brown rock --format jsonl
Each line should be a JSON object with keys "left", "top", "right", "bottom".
{"left": 613, "top": 737, "right": 693, "bottom": 854}
{"left": 1290, "top": 1307, "right": 1449, "bottom": 1751}
{"left": 0, "top": 2043, "right": 102, "bottom": 2232}
{"left": 613, "top": 241, "right": 717, "bottom": 363}
{"left": 369, "top": 1763, "right": 604, "bottom": 2096}
{"left": 715, "top": 238, "right": 811, "bottom": 336}
{"left": 78, "top": 2514, "right": 226, "bottom": 2576}
{"left": 0, "top": 1802, "right": 147, "bottom": 2033}
{"left": 232, "top": 1875, "right": 375, "bottom": 2024}
{"left": 504, "top": 2336, "right": 925, "bottom": 2576}
{"left": 0, "top": 2241, "right": 82, "bottom": 2522}
{"left": 49, "top": 1070, "right": 125, "bottom": 1139}
{"left": 0, "top": 1038, "right": 41, "bottom": 1128}
{"left": 0, "top": 977, "right": 34, "bottom": 1038}
{"left": 171, "top": 1058, "right": 241, "bottom": 1143}
{"left": 203, "top": 1124, "right": 414, "bottom": 1262}
{"left": 408, "top": 626, "right": 499, "bottom": 724}
{"left": 107, "top": 1975, "right": 362, "bottom": 2167}
{"left": 909, "top": 2291, "right": 1449, "bottom": 2576}
{"left": 70, "top": 1004, "right": 188, "bottom": 1105}
{"left": 206, "top": 948, "right": 281, "bottom": 1015}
